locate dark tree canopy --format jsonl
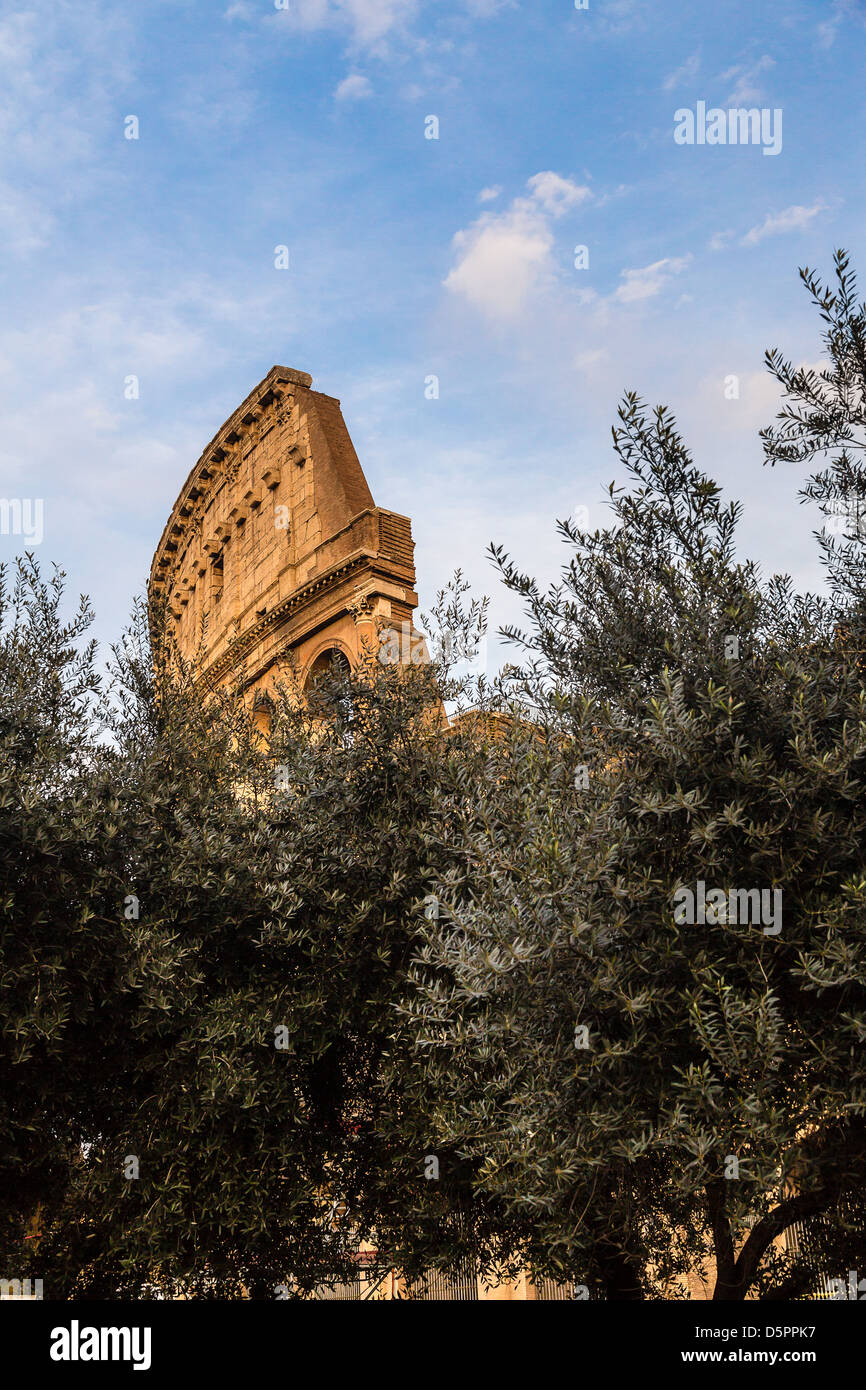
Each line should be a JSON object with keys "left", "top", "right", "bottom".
{"left": 2, "top": 253, "right": 865, "bottom": 1302}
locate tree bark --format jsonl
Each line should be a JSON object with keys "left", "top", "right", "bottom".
{"left": 711, "top": 1186, "right": 831, "bottom": 1301}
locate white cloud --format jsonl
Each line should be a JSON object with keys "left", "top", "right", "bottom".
{"left": 478, "top": 185, "right": 502, "bottom": 203}
{"left": 587, "top": 0, "right": 643, "bottom": 37}
{"left": 526, "top": 170, "right": 592, "bottom": 216}
{"left": 0, "top": 179, "right": 54, "bottom": 256}
{"left": 444, "top": 173, "right": 592, "bottom": 320}
{"left": 286, "top": 0, "right": 341, "bottom": 30}
{"left": 662, "top": 51, "right": 700, "bottom": 91}
{"left": 465, "top": 0, "right": 517, "bottom": 14}
{"left": 613, "top": 256, "right": 691, "bottom": 303}
{"left": 721, "top": 54, "right": 775, "bottom": 106}
{"left": 335, "top": 72, "right": 373, "bottom": 101}
{"left": 817, "top": 0, "right": 864, "bottom": 48}
{"left": 0, "top": 11, "right": 37, "bottom": 66}
{"left": 444, "top": 206, "right": 554, "bottom": 320}
{"left": 741, "top": 202, "right": 826, "bottom": 246}
{"left": 574, "top": 348, "right": 608, "bottom": 372}
{"left": 343, "top": 0, "right": 415, "bottom": 42}
{"left": 277, "top": 0, "right": 417, "bottom": 46}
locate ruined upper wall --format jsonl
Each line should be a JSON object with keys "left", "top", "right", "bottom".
{"left": 150, "top": 366, "right": 418, "bottom": 694}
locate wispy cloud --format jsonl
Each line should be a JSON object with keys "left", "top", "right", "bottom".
{"left": 663, "top": 51, "right": 700, "bottom": 91}
{"left": 465, "top": 0, "right": 517, "bottom": 14}
{"left": 741, "top": 202, "right": 827, "bottom": 246}
{"left": 721, "top": 54, "right": 775, "bottom": 106}
{"left": 817, "top": 0, "right": 866, "bottom": 49}
{"left": 526, "top": 171, "right": 591, "bottom": 215}
{"left": 0, "top": 179, "right": 55, "bottom": 256}
{"left": 0, "top": 0, "right": 853, "bottom": 657}
{"left": 589, "top": 0, "right": 645, "bottom": 38}
{"left": 273, "top": 0, "right": 418, "bottom": 48}
{"left": 335, "top": 72, "right": 373, "bottom": 101}
{"left": 613, "top": 256, "right": 691, "bottom": 303}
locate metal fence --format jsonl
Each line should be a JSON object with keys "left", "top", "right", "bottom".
{"left": 405, "top": 1260, "right": 480, "bottom": 1301}
{"left": 533, "top": 1277, "right": 577, "bottom": 1300}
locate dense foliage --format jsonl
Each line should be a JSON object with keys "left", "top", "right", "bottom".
{"left": 405, "top": 251, "right": 866, "bottom": 1299}
{"left": 1, "top": 253, "right": 864, "bottom": 1300}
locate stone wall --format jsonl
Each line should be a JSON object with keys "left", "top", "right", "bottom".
{"left": 150, "top": 366, "right": 420, "bottom": 703}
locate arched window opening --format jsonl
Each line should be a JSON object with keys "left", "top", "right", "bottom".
{"left": 305, "top": 648, "right": 352, "bottom": 720}
{"left": 252, "top": 695, "right": 274, "bottom": 744}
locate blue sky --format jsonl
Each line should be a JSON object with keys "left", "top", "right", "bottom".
{"left": 1, "top": 0, "right": 864, "bottom": 665}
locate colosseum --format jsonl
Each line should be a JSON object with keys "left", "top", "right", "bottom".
{"left": 149, "top": 369, "right": 726, "bottom": 1300}
{"left": 149, "top": 365, "right": 420, "bottom": 713}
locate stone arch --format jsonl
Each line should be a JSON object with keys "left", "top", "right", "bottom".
{"left": 302, "top": 640, "right": 353, "bottom": 692}
{"left": 251, "top": 690, "right": 275, "bottom": 742}
{"left": 303, "top": 644, "right": 353, "bottom": 720}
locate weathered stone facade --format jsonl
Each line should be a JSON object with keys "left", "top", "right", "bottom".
{"left": 150, "top": 366, "right": 419, "bottom": 706}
